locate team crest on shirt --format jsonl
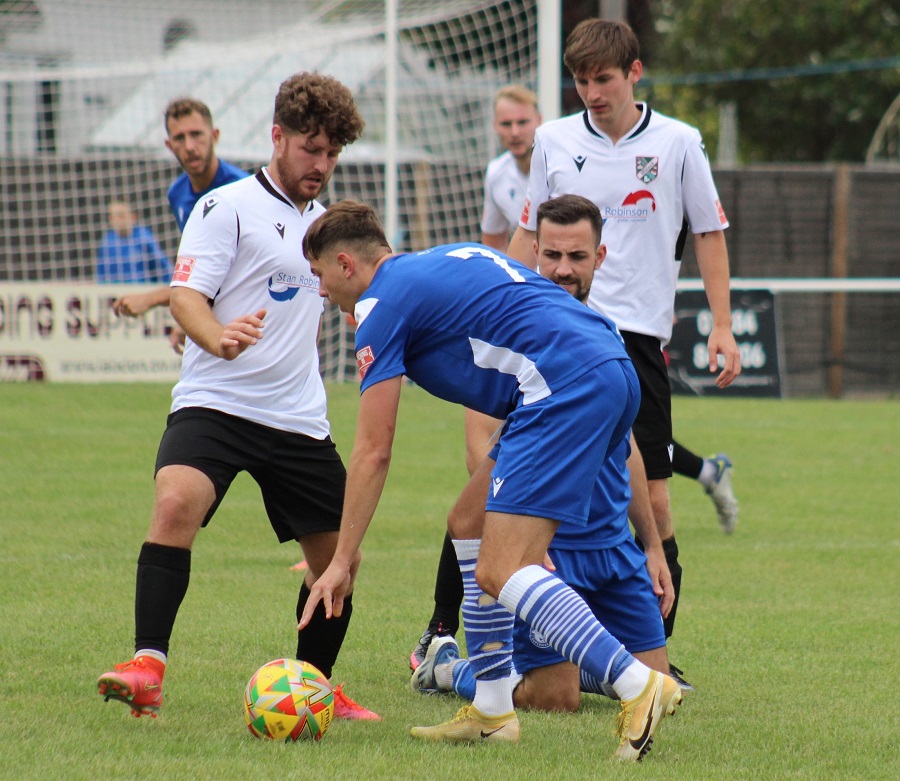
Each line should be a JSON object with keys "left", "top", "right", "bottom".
{"left": 172, "top": 256, "right": 196, "bottom": 282}
{"left": 529, "top": 627, "right": 552, "bottom": 649}
{"left": 356, "top": 345, "right": 375, "bottom": 378}
{"left": 635, "top": 156, "right": 659, "bottom": 183}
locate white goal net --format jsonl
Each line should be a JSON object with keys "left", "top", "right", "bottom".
{"left": 1, "top": 0, "right": 538, "bottom": 380}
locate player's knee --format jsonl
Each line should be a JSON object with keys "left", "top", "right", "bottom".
{"left": 472, "top": 560, "right": 503, "bottom": 598}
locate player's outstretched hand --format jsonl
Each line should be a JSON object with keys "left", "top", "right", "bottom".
{"left": 220, "top": 308, "right": 266, "bottom": 360}
{"left": 708, "top": 325, "right": 742, "bottom": 388}
{"left": 297, "top": 562, "right": 352, "bottom": 630}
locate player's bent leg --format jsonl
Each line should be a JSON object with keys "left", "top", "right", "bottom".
{"left": 99, "top": 466, "right": 212, "bottom": 718}
{"left": 463, "top": 408, "right": 503, "bottom": 476}
{"left": 513, "top": 661, "right": 580, "bottom": 713}
{"left": 633, "top": 645, "right": 669, "bottom": 676}
{"left": 146, "top": 464, "right": 216, "bottom": 549}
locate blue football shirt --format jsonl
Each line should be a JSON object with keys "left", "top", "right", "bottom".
{"left": 167, "top": 159, "right": 249, "bottom": 232}
{"left": 354, "top": 243, "right": 628, "bottom": 420}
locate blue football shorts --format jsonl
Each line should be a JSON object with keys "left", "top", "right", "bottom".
{"left": 486, "top": 357, "right": 639, "bottom": 526}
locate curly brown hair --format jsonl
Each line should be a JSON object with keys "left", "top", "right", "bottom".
{"left": 274, "top": 72, "right": 365, "bottom": 147}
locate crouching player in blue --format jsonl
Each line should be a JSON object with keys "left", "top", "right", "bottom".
{"left": 410, "top": 194, "right": 674, "bottom": 716}
{"left": 297, "top": 199, "right": 683, "bottom": 760}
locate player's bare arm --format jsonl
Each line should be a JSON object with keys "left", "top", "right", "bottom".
{"left": 625, "top": 433, "right": 674, "bottom": 618}
{"left": 480, "top": 231, "right": 510, "bottom": 252}
{"left": 113, "top": 286, "right": 172, "bottom": 317}
{"left": 169, "top": 286, "right": 265, "bottom": 361}
{"left": 298, "top": 375, "right": 403, "bottom": 628}
{"left": 506, "top": 225, "right": 538, "bottom": 270}
{"left": 694, "top": 230, "right": 741, "bottom": 388}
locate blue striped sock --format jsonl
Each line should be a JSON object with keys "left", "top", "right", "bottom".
{"left": 452, "top": 539, "right": 514, "bottom": 681}
{"left": 498, "top": 564, "right": 635, "bottom": 687}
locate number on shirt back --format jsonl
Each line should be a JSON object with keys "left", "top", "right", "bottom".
{"left": 447, "top": 246, "right": 525, "bottom": 283}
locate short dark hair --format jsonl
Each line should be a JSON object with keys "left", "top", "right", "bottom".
{"left": 563, "top": 18, "right": 640, "bottom": 77}
{"left": 274, "top": 72, "right": 365, "bottom": 147}
{"left": 536, "top": 194, "right": 603, "bottom": 246}
{"left": 303, "top": 200, "right": 391, "bottom": 262}
{"left": 164, "top": 98, "right": 213, "bottom": 131}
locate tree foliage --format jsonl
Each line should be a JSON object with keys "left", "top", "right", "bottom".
{"left": 644, "top": 0, "right": 900, "bottom": 162}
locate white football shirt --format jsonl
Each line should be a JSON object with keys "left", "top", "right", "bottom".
{"left": 480, "top": 151, "right": 529, "bottom": 237}
{"left": 171, "top": 168, "right": 330, "bottom": 437}
{"left": 521, "top": 104, "right": 728, "bottom": 344}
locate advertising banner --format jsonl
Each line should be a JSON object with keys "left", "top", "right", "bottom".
{"left": 0, "top": 283, "right": 182, "bottom": 382}
{"left": 667, "top": 289, "right": 783, "bottom": 398}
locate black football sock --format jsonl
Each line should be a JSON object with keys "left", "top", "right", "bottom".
{"left": 671, "top": 441, "right": 704, "bottom": 480}
{"left": 296, "top": 582, "right": 352, "bottom": 680}
{"left": 428, "top": 531, "right": 463, "bottom": 635}
{"left": 134, "top": 542, "right": 191, "bottom": 655}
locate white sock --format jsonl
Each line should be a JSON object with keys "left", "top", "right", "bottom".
{"left": 473, "top": 676, "right": 515, "bottom": 717}
{"left": 698, "top": 458, "right": 717, "bottom": 488}
{"left": 434, "top": 658, "right": 462, "bottom": 691}
{"left": 136, "top": 649, "right": 167, "bottom": 666}
{"left": 613, "top": 660, "right": 652, "bottom": 701}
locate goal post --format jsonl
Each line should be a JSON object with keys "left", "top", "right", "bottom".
{"left": 0, "top": 0, "right": 540, "bottom": 382}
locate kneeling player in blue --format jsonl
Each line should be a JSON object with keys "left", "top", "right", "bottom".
{"left": 298, "top": 199, "right": 683, "bottom": 760}
{"left": 410, "top": 195, "right": 672, "bottom": 713}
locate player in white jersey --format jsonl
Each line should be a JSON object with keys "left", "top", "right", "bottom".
{"left": 299, "top": 200, "right": 684, "bottom": 760}
{"left": 506, "top": 19, "right": 741, "bottom": 687}
{"left": 480, "top": 85, "right": 541, "bottom": 252}
{"left": 97, "top": 72, "right": 379, "bottom": 722}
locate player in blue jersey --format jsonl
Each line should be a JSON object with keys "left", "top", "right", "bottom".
{"left": 112, "top": 99, "right": 248, "bottom": 345}
{"left": 298, "top": 200, "right": 683, "bottom": 760}
{"left": 410, "top": 195, "right": 672, "bottom": 713}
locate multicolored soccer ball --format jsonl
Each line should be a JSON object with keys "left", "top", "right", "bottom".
{"left": 243, "top": 658, "right": 334, "bottom": 741}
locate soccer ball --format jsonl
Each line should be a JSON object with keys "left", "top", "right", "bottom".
{"left": 243, "top": 658, "right": 334, "bottom": 741}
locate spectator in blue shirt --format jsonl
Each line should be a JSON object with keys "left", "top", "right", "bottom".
{"left": 97, "top": 200, "right": 172, "bottom": 284}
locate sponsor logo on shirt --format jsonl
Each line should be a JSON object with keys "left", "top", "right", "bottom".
{"left": 267, "top": 271, "right": 319, "bottom": 302}
{"left": 520, "top": 198, "right": 531, "bottom": 223}
{"left": 274, "top": 222, "right": 285, "bottom": 238}
{"left": 356, "top": 345, "right": 375, "bottom": 378}
{"left": 715, "top": 199, "right": 728, "bottom": 225}
{"left": 602, "top": 190, "right": 656, "bottom": 222}
{"left": 173, "top": 256, "right": 196, "bottom": 282}
{"left": 573, "top": 154, "right": 587, "bottom": 172}
{"left": 202, "top": 197, "right": 218, "bottom": 218}
{"left": 635, "top": 156, "right": 659, "bottom": 183}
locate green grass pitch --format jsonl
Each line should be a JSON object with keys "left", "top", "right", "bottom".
{"left": 0, "top": 383, "right": 897, "bottom": 780}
